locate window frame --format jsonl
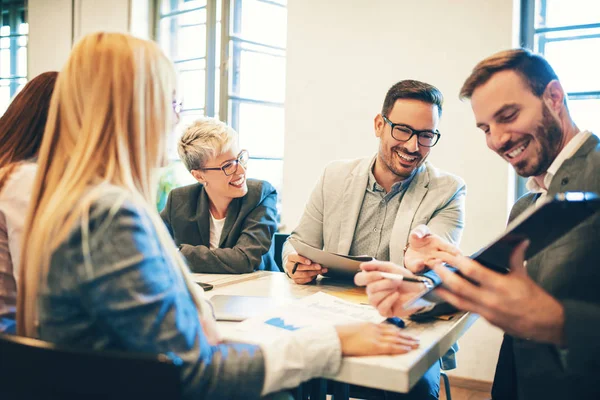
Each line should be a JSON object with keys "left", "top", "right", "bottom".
{"left": 154, "top": 0, "right": 287, "bottom": 169}
{"left": 0, "top": 0, "right": 28, "bottom": 113}
{"left": 517, "top": 0, "right": 600, "bottom": 199}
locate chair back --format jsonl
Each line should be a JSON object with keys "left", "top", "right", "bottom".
{"left": 0, "top": 333, "right": 181, "bottom": 400}
{"left": 273, "top": 232, "right": 290, "bottom": 271}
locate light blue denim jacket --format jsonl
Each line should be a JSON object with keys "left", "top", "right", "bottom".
{"left": 37, "top": 190, "right": 266, "bottom": 399}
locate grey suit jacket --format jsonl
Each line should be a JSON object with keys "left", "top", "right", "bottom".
{"left": 160, "top": 179, "right": 279, "bottom": 273}
{"left": 492, "top": 134, "right": 600, "bottom": 400}
{"left": 283, "top": 156, "right": 466, "bottom": 268}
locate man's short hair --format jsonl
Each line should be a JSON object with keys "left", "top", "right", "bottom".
{"left": 460, "top": 48, "right": 559, "bottom": 100}
{"left": 381, "top": 80, "right": 444, "bottom": 118}
{"left": 178, "top": 117, "right": 237, "bottom": 171}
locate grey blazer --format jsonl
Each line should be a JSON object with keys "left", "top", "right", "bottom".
{"left": 160, "top": 179, "right": 279, "bottom": 273}
{"left": 492, "top": 134, "right": 600, "bottom": 400}
{"left": 283, "top": 156, "right": 466, "bottom": 268}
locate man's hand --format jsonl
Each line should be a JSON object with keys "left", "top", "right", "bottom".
{"left": 285, "top": 252, "right": 328, "bottom": 285}
{"left": 430, "top": 240, "right": 566, "bottom": 346}
{"left": 355, "top": 261, "right": 433, "bottom": 318}
{"left": 404, "top": 224, "right": 461, "bottom": 273}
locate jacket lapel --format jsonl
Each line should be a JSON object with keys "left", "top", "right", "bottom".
{"left": 519, "top": 135, "right": 597, "bottom": 282}
{"left": 337, "top": 158, "right": 371, "bottom": 254}
{"left": 547, "top": 134, "right": 598, "bottom": 195}
{"left": 389, "top": 164, "right": 429, "bottom": 264}
{"left": 196, "top": 187, "right": 211, "bottom": 246}
{"left": 219, "top": 197, "right": 241, "bottom": 247}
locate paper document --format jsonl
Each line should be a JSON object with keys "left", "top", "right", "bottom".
{"left": 221, "top": 292, "right": 385, "bottom": 344}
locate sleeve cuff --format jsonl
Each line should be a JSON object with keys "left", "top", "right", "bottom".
{"left": 260, "top": 326, "right": 342, "bottom": 395}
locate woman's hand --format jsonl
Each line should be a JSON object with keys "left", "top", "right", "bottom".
{"left": 335, "top": 322, "right": 419, "bottom": 356}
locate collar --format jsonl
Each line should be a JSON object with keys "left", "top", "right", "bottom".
{"left": 368, "top": 156, "right": 415, "bottom": 194}
{"left": 526, "top": 130, "right": 592, "bottom": 194}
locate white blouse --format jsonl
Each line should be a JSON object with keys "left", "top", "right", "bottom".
{"left": 0, "top": 162, "right": 37, "bottom": 326}
{"left": 209, "top": 212, "right": 226, "bottom": 249}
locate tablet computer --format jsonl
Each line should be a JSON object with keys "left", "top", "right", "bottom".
{"left": 210, "top": 295, "right": 281, "bottom": 321}
{"left": 288, "top": 238, "right": 373, "bottom": 279}
{"left": 470, "top": 191, "right": 600, "bottom": 273}
{"left": 402, "top": 191, "right": 600, "bottom": 309}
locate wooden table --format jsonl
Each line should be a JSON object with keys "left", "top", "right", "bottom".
{"left": 194, "top": 271, "right": 478, "bottom": 394}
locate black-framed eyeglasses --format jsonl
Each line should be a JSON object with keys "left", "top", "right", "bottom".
{"left": 382, "top": 115, "right": 441, "bottom": 147}
{"left": 200, "top": 149, "right": 249, "bottom": 176}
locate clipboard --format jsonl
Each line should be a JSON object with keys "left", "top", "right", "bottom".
{"left": 404, "top": 191, "right": 600, "bottom": 309}
{"left": 288, "top": 238, "right": 373, "bottom": 279}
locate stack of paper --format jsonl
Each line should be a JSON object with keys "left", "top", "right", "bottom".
{"left": 219, "top": 292, "right": 386, "bottom": 344}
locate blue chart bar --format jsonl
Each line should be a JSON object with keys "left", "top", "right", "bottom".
{"left": 265, "top": 317, "right": 301, "bottom": 331}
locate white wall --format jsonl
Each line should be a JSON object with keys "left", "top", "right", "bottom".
{"left": 28, "top": 0, "right": 73, "bottom": 77}
{"left": 28, "top": 0, "right": 140, "bottom": 79}
{"left": 130, "top": 0, "right": 154, "bottom": 39}
{"left": 283, "top": 0, "right": 518, "bottom": 382}
{"left": 72, "top": 0, "right": 131, "bottom": 42}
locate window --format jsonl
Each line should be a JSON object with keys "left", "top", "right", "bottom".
{"left": 517, "top": 0, "right": 600, "bottom": 198}
{"left": 155, "top": 0, "right": 287, "bottom": 197}
{"left": 0, "top": 0, "right": 27, "bottom": 115}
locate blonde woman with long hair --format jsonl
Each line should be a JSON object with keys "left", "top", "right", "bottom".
{"left": 18, "top": 32, "right": 419, "bottom": 399}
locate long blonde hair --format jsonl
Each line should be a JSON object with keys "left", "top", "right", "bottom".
{"left": 18, "top": 32, "right": 205, "bottom": 337}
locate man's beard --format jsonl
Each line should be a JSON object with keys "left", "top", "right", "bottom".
{"left": 381, "top": 145, "right": 424, "bottom": 180}
{"left": 514, "top": 104, "right": 563, "bottom": 177}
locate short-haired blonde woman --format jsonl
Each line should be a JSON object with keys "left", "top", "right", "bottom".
{"left": 18, "top": 32, "right": 419, "bottom": 399}
{"left": 0, "top": 71, "right": 58, "bottom": 333}
{"left": 160, "top": 118, "right": 278, "bottom": 273}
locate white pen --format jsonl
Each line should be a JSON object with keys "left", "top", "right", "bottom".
{"left": 380, "top": 271, "right": 428, "bottom": 283}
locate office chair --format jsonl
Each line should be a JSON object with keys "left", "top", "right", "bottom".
{"left": 0, "top": 333, "right": 181, "bottom": 400}
{"left": 440, "top": 359, "right": 452, "bottom": 400}
{"left": 274, "top": 232, "right": 290, "bottom": 271}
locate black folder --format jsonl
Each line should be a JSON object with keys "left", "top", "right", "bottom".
{"left": 404, "top": 191, "right": 600, "bottom": 309}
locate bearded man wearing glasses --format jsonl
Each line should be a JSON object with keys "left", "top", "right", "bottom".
{"left": 160, "top": 117, "right": 279, "bottom": 273}
{"left": 282, "top": 80, "right": 466, "bottom": 399}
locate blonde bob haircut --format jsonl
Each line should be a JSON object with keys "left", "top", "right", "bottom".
{"left": 178, "top": 117, "right": 238, "bottom": 171}
{"left": 18, "top": 32, "right": 208, "bottom": 336}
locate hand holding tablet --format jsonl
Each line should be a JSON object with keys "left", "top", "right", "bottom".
{"left": 358, "top": 192, "right": 600, "bottom": 314}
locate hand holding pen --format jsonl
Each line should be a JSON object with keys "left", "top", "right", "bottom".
{"left": 355, "top": 260, "right": 434, "bottom": 318}
{"left": 403, "top": 224, "right": 461, "bottom": 274}
{"left": 285, "top": 253, "right": 329, "bottom": 285}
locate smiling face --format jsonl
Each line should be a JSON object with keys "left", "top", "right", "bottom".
{"left": 470, "top": 70, "right": 564, "bottom": 178}
{"left": 374, "top": 99, "right": 439, "bottom": 180}
{"left": 197, "top": 147, "right": 248, "bottom": 201}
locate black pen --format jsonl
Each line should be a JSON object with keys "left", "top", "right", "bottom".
{"left": 292, "top": 262, "right": 300, "bottom": 274}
